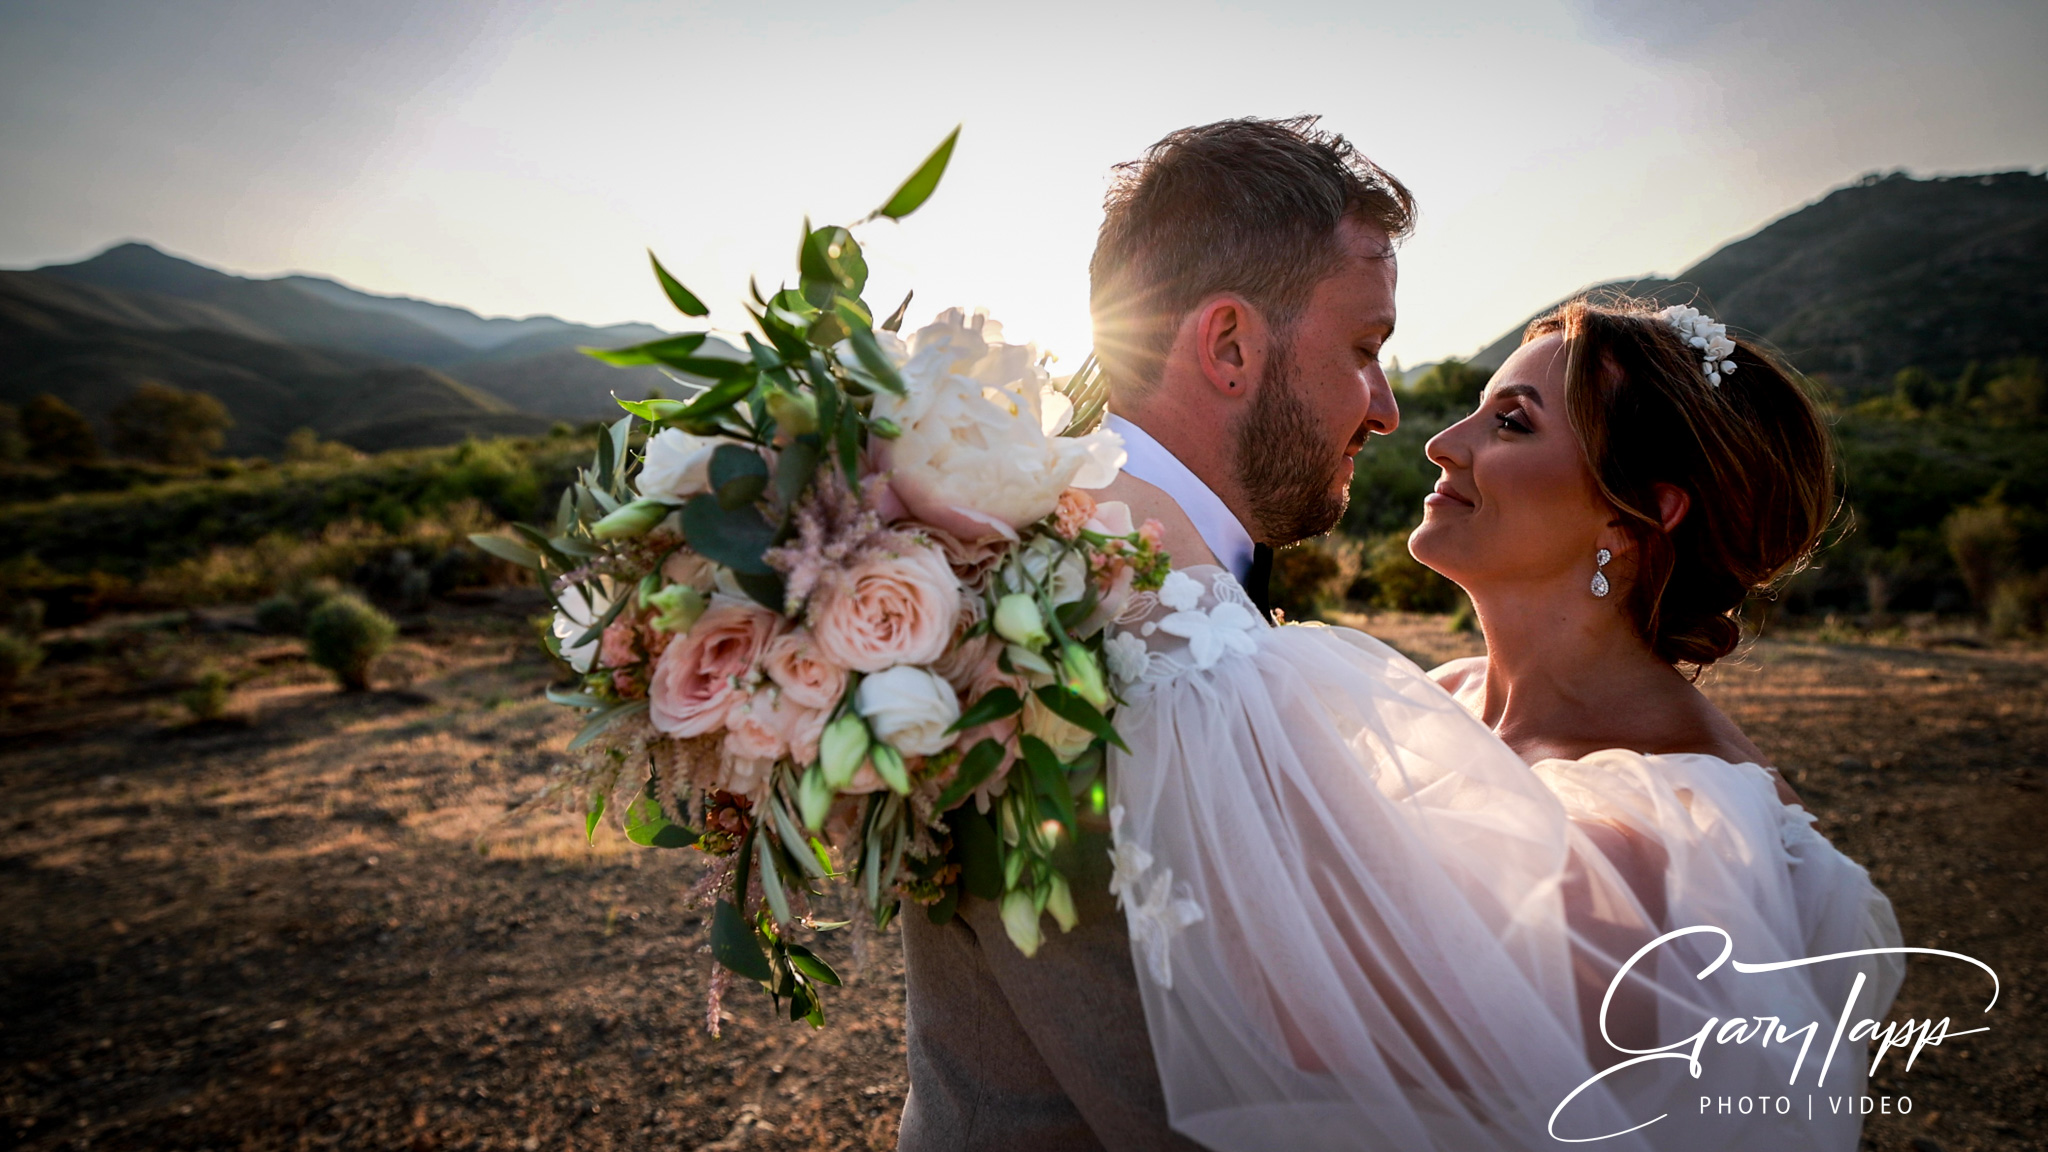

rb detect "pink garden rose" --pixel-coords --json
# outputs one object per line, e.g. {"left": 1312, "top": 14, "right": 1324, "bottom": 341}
{"left": 649, "top": 596, "right": 783, "bottom": 736}
{"left": 762, "top": 628, "right": 848, "bottom": 712}
{"left": 809, "top": 545, "right": 961, "bottom": 673}
{"left": 723, "top": 691, "right": 789, "bottom": 762}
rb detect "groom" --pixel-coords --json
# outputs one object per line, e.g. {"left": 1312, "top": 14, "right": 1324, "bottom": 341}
{"left": 897, "top": 116, "right": 1412, "bottom": 1151}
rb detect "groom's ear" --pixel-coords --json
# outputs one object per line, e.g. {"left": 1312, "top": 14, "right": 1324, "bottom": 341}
{"left": 1194, "top": 295, "right": 1270, "bottom": 400}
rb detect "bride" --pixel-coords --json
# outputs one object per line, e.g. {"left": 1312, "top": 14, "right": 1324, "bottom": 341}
{"left": 1105, "top": 297, "right": 1903, "bottom": 1151}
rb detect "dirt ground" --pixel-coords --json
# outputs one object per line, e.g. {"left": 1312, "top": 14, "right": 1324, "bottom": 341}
{"left": 2, "top": 598, "right": 2043, "bottom": 1152}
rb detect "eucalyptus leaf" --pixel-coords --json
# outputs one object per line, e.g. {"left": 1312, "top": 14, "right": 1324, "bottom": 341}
{"left": 544, "top": 686, "right": 607, "bottom": 709}
{"left": 648, "top": 250, "right": 710, "bottom": 317}
{"left": 624, "top": 791, "right": 698, "bottom": 849}
{"left": 567, "top": 699, "right": 647, "bottom": 752}
{"left": 712, "top": 900, "right": 772, "bottom": 982}
{"left": 773, "top": 436, "right": 820, "bottom": 507}
{"left": 757, "top": 833, "right": 793, "bottom": 926}
{"left": 467, "top": 532, "right": 542, "bottom": 569}
{"left": 875, "top": 126, "right": 960, "bottom": 220}
{"left": 582, "top": 333, "right": 709, "bottom": 366}
{"left": 585, "top": 791, "right": 606, "bottom": 845}
{"left": 732, "top": 569, "right": 787, "bottom": 612}
{"left": 1019, "top": 736, "right": 1077, "bottom": 832}
{"left": 709, "top": 444, "right": 770, "bottom": 510}
{"left": 681, "top": 495, "right": 777, "bottom": 574}
{"left": 769, "top": 792, "right": 828, "bottom": 879}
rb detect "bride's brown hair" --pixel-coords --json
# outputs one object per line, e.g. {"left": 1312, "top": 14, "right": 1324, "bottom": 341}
{"left": 1524, "top": 297, "right": 1837, "bottom": 671}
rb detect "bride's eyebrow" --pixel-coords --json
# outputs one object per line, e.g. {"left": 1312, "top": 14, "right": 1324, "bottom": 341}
{"left": 1486, "top": 382, "right": 1545, "bottom": 408}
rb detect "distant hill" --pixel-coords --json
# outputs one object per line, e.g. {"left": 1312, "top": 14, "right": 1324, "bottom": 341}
{"left": 1466, "top": 171, "right": 2048, "bottom": 395}
{"left": 4, "top": 243, "right": 705, "bottom": 453}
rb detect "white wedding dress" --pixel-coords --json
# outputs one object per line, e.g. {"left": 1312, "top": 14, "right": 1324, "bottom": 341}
{"left": 1104, "top": 567, "right": 1904, "bottom": 1152}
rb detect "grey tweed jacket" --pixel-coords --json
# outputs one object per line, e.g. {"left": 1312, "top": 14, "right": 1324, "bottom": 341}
{"left": 895, "top": 818, "right": 1206, "bottom": 1152}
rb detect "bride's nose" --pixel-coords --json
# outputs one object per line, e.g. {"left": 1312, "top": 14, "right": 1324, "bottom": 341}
{"left": 1424, "top": 421, "right": 1466, "bottom": 471}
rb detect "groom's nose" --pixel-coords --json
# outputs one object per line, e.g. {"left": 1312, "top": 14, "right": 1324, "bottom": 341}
{"left": 1363, "top": 365, "right": 1399, "bottom": 436}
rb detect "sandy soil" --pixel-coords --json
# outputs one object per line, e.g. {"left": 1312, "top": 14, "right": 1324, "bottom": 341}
{"left": 1, "top": 600, "right": 2042, "bottom": 1151}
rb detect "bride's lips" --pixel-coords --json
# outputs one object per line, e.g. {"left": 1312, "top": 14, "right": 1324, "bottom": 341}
{"left": 1424, "top": 479, "right": 1474, "bottom": 509}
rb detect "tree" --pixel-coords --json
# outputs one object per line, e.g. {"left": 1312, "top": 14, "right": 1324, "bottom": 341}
{"left": 0, "top": 402, "right": 25, "bottom": 463}
{"left": 111, "top": 381, "right": 232, "bottom": 466}
{"left": 21, "top": 394, "right": 98, "bottom": 464}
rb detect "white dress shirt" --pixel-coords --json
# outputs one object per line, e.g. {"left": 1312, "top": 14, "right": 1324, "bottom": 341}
{"left": 1104, "top": 413, "right": 1256, "bottom": 583}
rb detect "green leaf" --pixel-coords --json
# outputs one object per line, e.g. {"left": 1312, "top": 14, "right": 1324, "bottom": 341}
{"left": 880, "top": 290, "right": 913, "bottom": 333}
{"left": 876, "top": 127, "right": 960, "bottom": 221}
{"left": 712, "top": 900, "right": 772, "bottom": 982}
{"left": 467, "top": 532, "right": 542, "bottom": 569}
{"left": 624, "top": 790, "right": 698, "bottom": 849}
{"left": 946, "top": 688, "right": 1023, "bottom": 735}
{"left": 952, "top": 803, "right": 1003, "bottom": 901}
{"left": 768, "top": 793, "right": 828, "bottom": 879}
{"left": 773, "top": 436, "right": 820, "bottom": 507}
{"left": 615, "top": 395, "right": 688, "bottom": 422}
{"left": 681, "top": 494, "right": 776, "bottom": 574}
{"left": 585, "top": 791, "right": 606, "bottom": 844}
{"left": 1032, "top": 684, "right": 1128, "bottom": 752}
{"left": 666, "top": 374, "right": 756, "bottom": 430}
{"left": 709, "top": 443, "right": 770, "bottom": 510}
{"left": 800, "top": 226, "right": 865, "bottom": 294}
{"left": 544, "top": 686, "right": 607, "bottom": 709}
{"left": 757, "top": 833, "right": 793, "bottom": 926}
{"left": 649, "top": 250, "right": 710, "bottom": 317}
{"left": 582, "top": 333, "right": 709, "bottom": 366}
{"left": 845, "top": 324, "right": 906, "bottom": 396}
{"left": 835, "top": 400, "right": 862, "bottom": 489}
{"left": 934, "top": 737, "right": 1008, "bottom": 813}
{"left": 1018, "top": 735, "right": 1077, "bottom": 833}
{"left": 732, "top": 569, "right": 787, "bottom": 611}
{"left": 567, "top": 699, "right": 647, "bottom": 752}
{"left": 786, "top": 942, "right": 842, "bottom": 986}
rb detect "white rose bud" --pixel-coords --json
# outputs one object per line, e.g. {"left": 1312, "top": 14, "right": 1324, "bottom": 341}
{"left": 1000, "top": 888, "right": 1044, "bottom": 957}
{"left": 854, "top": 665, "right": 961, "bottom": 758}
{"left": 646, "top": 584, "right": 706, "bottom": 634}
{"left": 591, "top": 497, "right": 670, "bottom": 540}
{"left": 797, "top": 763, "right": 835, "bottom": 830}
{"left": 1059, "top": 641, "right": 1110, "bottom": 710}
{"left": 1044, "top": 873, "right": 1078, "bottom": 933}
{"left": 819, "top": 712, "right": 870, "bottom": 789}
{"left": 993, "top": 593, "right": 1049, "bottom": 649}
{"left": 869, "top": 742, "right": 911, "bottom": 794}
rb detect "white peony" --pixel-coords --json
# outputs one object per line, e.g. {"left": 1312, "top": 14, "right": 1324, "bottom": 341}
{"left": 551, "top": 581, "right": 614, "bottom": 673}
{"left": 854, "top": 664, "right": 962, "bottom": 757}
{"left": 637, "top": 429, "right": 750, "bottom": 504}
{"left": 874, "top": 308, "right": 1126, "bottom": 540}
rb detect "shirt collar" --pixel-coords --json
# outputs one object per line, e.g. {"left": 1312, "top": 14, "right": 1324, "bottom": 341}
{"left": 1104, "top": 413, "right": 1256, "bottom": 583}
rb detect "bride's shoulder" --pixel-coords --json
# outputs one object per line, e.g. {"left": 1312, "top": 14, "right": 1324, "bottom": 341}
{"left": 1425, "top": 656, "right": 1487, "bottom": 716}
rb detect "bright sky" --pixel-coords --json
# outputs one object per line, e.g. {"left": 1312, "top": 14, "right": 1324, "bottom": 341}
{"left": 2, "top": 0, "right": 2043, "bottom": 367}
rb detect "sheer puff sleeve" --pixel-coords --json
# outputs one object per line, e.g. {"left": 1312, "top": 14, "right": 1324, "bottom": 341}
{"left": 1106, "top": 569, "right": 1901, "bottom": 1152}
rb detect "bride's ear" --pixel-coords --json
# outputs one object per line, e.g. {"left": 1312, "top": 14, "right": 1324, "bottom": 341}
{"left": 1652, "top": 483, "right": 1691, "bottom": 534}
{"left": 1195, "top": 296, "right": 1268, "bottom": 399}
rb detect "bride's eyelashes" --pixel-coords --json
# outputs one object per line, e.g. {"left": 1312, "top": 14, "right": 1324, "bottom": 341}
{"left": 1493, "top": 409, "right": 1533, "bottom": 435}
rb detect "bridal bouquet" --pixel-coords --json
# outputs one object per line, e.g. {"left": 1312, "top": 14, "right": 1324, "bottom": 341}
{"left": 472, "top": 132, "right": 1170, "bottom": 1029}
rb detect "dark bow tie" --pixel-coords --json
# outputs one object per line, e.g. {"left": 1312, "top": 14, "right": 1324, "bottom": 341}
{"left": 1243, "top": 543, "right": 1275, "bottom": 619}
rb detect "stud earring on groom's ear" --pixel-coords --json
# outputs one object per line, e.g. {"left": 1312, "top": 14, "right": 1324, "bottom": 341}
{"left": 1590, "top": 549, "right": 1612, "bottom": 598}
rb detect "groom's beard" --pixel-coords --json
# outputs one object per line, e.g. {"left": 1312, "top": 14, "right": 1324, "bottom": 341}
{"left": 1234, "top": 342, "right": 1351, "bottom": 545}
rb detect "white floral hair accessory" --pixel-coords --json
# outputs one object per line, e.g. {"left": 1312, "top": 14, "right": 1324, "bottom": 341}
{"left": 1655, "top": 304, "right": 1738, "bottom": 386}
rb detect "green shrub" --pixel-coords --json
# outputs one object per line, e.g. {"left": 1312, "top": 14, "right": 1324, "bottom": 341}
{"left": 1988, "top": 575, "right": 2048, "bottom": 638}
{"left": 1366, "top": 532, "right": 1461, "bottom": 613}
{"left": 1269, "top": 536, "right": 1363, "bottom": 621}
{"left": 254, "top": 594, "right": 303, "bottom": 635}
{"left": 0, "top": 631, "right": 44, "bottom": 692}
{"left": 179, "top": 667, "right": 233, "bottom": 720}
{"left": 305, "top": 594, "right": 396, "bottom": 692}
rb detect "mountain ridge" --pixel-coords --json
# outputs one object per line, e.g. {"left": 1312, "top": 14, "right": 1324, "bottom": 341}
{"left": 1465, "top": 170, "right": 2048, "bottom": 393}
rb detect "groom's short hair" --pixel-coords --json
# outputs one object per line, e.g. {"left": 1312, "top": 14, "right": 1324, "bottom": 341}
{"left": 1089, "top": 116, "right": 1414, "bottom": 398}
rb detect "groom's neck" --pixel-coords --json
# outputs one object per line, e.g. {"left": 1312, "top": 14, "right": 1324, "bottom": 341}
{"left": 1112, "top": 390, "right": 1254, "bottom": 538}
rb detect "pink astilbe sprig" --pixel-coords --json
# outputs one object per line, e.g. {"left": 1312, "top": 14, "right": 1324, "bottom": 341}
{"left": 764, "top": 466, "right": 919, "bottom": 615}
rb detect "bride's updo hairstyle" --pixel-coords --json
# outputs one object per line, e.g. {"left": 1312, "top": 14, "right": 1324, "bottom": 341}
{"left": 1525, "top": 297, "right": 1836, "bottom": 670}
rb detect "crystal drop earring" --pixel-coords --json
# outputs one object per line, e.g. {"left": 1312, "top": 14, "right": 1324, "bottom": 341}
{"left": 1590, "top": 548, "right": 1612, "bottom": 598}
